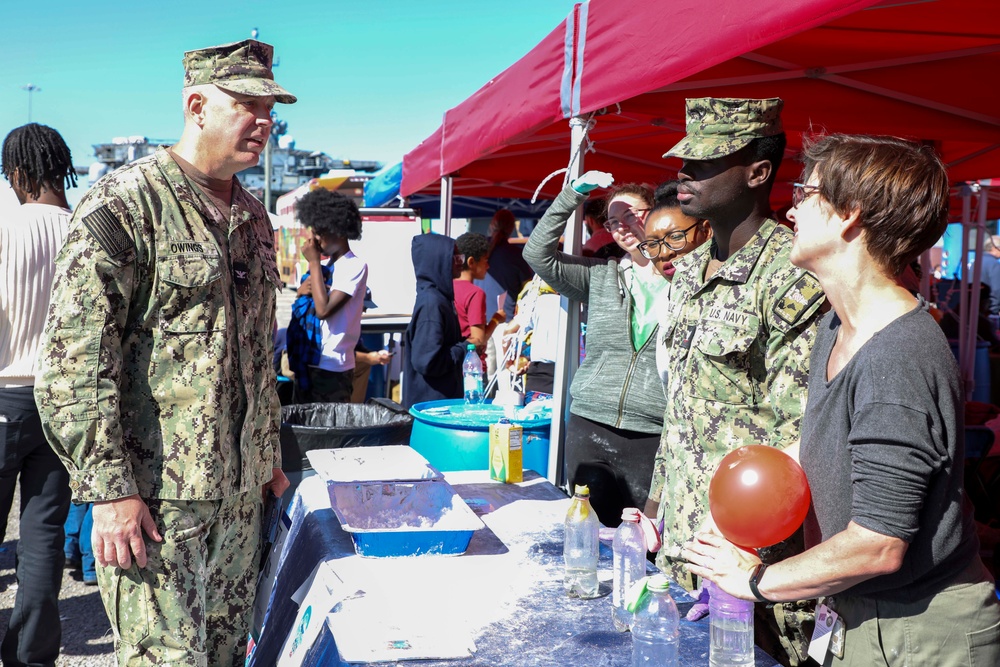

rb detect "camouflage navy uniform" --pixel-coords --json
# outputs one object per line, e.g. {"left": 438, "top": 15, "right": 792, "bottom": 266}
{"left": 650, "top": 219, "right": 824, "bottom": 577}
{"left": 651, "top": 98, "right": 826, "bottom": 665}
{"left": 35, "top": 40, "right": 291, "bottom": 667}
{"left": 651, "top": 221, "right": 824, "bottom": 665}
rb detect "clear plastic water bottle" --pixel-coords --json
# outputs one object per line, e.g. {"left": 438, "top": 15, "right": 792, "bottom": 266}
{"left": 631, "top": 575, "right": 679, "bottom": 666}
{"left": 563, "top": 484, "right": 599, "bottom": 599}
{"left": 708, "top": 581, "right": 755, "bottom": 667}
{"left": 612, "top": 508, "right": 646, "bottom": 632}
{"left": 462, "top": 343, "right": 484, "bottom": 404}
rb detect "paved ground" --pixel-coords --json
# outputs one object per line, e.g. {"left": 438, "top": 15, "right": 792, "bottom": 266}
{"left": 0, "top": 487, "right": 115, "bottom": 666}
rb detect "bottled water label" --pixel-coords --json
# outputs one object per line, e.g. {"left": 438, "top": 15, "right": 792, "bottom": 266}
{"left": 464, "top": 375, "right": 482, "bottom": 393}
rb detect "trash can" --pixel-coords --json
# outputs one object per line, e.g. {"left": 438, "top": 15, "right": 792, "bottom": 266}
{"left": 279, "top": 398, "right": 414, "bottom": 471}
{"left": 278, "top": 398, "right": 414, "bottom": 500}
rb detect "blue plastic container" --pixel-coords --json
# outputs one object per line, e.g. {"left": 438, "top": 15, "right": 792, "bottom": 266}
{"left": 328, "top": 480, "right": 484, "bottom": 558}
{"left": 408, "top": 400, "right": 551, "bottom": 476}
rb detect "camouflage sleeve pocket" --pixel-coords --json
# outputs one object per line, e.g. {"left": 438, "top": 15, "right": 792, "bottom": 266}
{"left": 772, "top": 272, "right": 825, "bottom": 333}
{"left": 38, "top": 328, "right": 100, "bottom": 420}
{"left": 81, "top": 205, "right": 136, "bottom": 267}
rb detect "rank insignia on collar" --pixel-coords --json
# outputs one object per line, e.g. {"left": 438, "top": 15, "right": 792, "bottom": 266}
{"left": 233, "top": 261, "right": 250, "bottom": 285}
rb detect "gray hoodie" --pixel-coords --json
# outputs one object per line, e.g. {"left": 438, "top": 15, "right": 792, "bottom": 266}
{"left": 523, "top": 186, "right": 666, "bottom": 434}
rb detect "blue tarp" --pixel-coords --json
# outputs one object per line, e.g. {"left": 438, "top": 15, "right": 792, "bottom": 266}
{"left": 366, "top": 161, "right": 553, "bottom": 219}
{"left": 363, "top": 162, "right": 403, "bottom": 207}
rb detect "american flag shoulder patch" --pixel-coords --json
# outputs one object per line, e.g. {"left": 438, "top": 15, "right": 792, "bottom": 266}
{"left": 82, "top": 205, "right": 135, "bottom": 264}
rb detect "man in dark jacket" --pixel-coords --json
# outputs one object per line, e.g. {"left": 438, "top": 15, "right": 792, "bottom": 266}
{"left": 403, "top": 234, "right": 467, "bottom": 408}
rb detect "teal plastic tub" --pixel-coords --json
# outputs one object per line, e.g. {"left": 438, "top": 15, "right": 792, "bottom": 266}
{"left": 408, "top": 400, "right": 551, "bottom": 477}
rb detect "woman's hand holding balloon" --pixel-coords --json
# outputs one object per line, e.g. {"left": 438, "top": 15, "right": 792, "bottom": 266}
{"left": 682, "top": 444, "right": 812, "bottom": 600}
{"left": 682, "top": 531, "right": 761, "bottom": 601}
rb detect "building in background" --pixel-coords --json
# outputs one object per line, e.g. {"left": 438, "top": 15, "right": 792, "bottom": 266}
{"left": 88, "top": 135, "right": 380, "bottom": 209}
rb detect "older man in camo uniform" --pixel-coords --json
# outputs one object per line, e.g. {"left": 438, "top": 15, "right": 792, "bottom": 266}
{"left": 646, "top": 98, "right": 825, "bottom": 666}
{"left": 35, "top": 39, "right": 292, "bottom": 666}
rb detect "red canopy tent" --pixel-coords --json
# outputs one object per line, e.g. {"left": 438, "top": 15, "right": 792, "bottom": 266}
{"left": 404, "top": 0, "right": 1000, "bottom": 208}
{"left": 401, "top": 0, "right": 1000, "bottom": 480}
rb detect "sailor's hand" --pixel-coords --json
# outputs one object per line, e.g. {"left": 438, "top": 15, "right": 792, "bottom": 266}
{"left": 92, "top": 495, "right": 163, "bottom": 569}
{"left": 263, "top": 467, "right": 290, "bottom": 500}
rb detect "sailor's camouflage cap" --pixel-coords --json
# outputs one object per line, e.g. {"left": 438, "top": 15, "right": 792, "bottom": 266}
{"left": 664, "top": 97, "right": 783, "bottom": 160}
{"left": 183, "top": 39, "right": 296, "bottom": 104}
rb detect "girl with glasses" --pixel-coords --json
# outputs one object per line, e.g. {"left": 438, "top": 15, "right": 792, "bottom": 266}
{"left": 639, "top": 181, "right": 713, "bottom": 281}
{"left": 523, "top": 171, "right": 667, "bottom": 527}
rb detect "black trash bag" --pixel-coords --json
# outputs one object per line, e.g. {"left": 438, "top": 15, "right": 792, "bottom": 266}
{"left": 279, "top": 398, "right": 414, "bottom": 472}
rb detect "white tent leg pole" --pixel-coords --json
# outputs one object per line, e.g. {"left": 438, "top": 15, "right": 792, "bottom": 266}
{"left": 441, "top": 175, "right": 454, "bottom": 237}
{"left": 959, "top": 187, "right": 973, "bottom": 399}
{"left": 966, "top": 184, "right": 990, "bottom": 400}
{"left": 547, "top": 116, "right": 588, "bottom": 487}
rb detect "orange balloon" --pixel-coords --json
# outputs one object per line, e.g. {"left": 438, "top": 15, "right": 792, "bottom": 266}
{"left": 708, "top": 445, "right": 811, "bottom": 549}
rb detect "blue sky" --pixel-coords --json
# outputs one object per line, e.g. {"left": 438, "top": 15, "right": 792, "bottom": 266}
{"left": 1, "top": 0, "right": 578, "bottom": 177}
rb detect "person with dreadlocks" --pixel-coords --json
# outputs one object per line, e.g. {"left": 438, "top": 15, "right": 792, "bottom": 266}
{"left": 0, "top": 122, "right": 75, "bottom": 667}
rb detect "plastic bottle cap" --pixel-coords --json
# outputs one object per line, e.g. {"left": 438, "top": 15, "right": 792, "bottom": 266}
{"left": 466, "top": 343, "right": 476, "bottom": 350}
{"left": 624, "top": 575, "right": 671, "bottom": 613}
{"left": 573, "top": 484, "right": 590, "bottom": 497}
{"left": 621, "top": 507, "right": 641, "bottom": 522}
{"left": 647, "top": 574, "right": 670, "bottom": 592}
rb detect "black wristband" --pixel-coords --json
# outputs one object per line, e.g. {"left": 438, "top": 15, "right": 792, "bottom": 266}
{"left": 749, "top": 563, "right": 773, "bottom": 604}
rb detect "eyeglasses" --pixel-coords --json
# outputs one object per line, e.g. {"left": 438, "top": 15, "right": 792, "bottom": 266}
{"left": 792, "top": 183, "right": 822, "bottom": 208}
{"left": 603, "top": 208, "right": 650, "bottom": 233}
{"left": 453, "top": 252, "right": 466, "bottom": 265}
{"left": 638, "top": 221, "right": 704, "bottom": 259}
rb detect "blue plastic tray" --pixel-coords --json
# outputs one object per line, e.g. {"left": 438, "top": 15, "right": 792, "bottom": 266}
{"left": 328, "top": 480, "right": 484, "bottom": 558}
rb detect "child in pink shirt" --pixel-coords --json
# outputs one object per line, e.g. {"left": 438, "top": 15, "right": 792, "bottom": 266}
{"left": 453, "top": 232, "right": 505, "bottom": 366}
